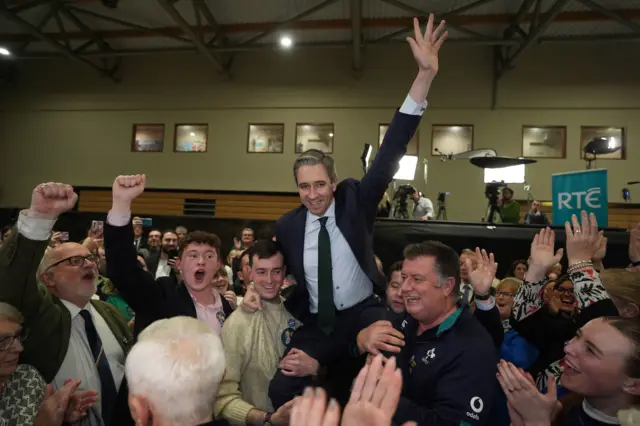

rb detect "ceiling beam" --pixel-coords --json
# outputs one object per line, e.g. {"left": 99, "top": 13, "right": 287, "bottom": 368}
{"left": 156, "top": 0, "right": 230, "bottom": 77}
{"left": 377, "top": 0, "right": 499, "bottom": 41}
{"left": 240, "top": 0, "right": 341, "bottom": 46}
{"left": 500, "top": 0, "right": 573, "bottom": 77}
{"left": 3, "top": 7, "right": 640, "bottom": 43}
{"left": 68, "top": 6, "right": 193, "bottom": 44}
{"left": 0, "top": 2, "right": 119, "bottom": 82}
{"left": 8, "top": 0, "right": 52, "bottom": 14}
{"left": 17, "top": 3, "right": 56, "bottom": 53}
{"left": 351, "top": 0, "right": 363, "bottom": 74}
{"left": 577, "top": 0, "right": 640, "bottom": 35}
{"left": 194, "top": 0, "right": 226, "bottom": 45}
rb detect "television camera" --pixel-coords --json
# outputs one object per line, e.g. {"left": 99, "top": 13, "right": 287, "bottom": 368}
{"left": 391, "top": 184, "right": 415, "bottom": 219}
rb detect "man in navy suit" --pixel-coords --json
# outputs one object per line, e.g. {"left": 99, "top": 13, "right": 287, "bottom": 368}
{"left": 242, "top": 14, "right": 448, "bottom": 412}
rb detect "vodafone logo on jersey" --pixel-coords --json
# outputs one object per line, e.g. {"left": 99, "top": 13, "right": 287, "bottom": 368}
{"left": 466, "top": 396, "right": 484, "bottom": 421}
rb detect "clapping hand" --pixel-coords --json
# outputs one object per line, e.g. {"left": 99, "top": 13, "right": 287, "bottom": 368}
{"left": 29, "top": 183, "right": 78, "bottom": 221}
{"left": 342, "top": 355, "right": 410, "bottom": 426}
{"left": 497, "top": 361, "right": 562, "bottom": 425}
{"left": 565, "top": 211, "right": 603, "bottom": 266}
{"left": 112, "top": 174, "right": 146, "bottom": 212}
{"left": 466, "top": 247, "right": 497, "bottom": 296}
{"left": 406, "top": 14, "right": 447, "bottom": 75}
{"left": 527, "top": 227, "right": 564, "bottom": 282}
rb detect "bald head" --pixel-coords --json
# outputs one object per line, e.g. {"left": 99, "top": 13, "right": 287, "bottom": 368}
{"left": 38, "top": 242, "right": 99, "bottom": 308}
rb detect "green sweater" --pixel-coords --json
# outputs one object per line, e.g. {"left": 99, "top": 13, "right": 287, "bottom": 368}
{"left": 501, "top": 201, "right": 521, "bottom": 224}
{"left": 0, "top": 227, "right": 132, "bottom": 383}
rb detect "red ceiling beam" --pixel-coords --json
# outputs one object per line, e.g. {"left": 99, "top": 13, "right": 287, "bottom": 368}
{"left": 1, "top": 8, "right": 639, "bottom": 42}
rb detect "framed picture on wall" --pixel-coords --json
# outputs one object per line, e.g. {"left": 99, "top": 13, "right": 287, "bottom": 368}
{"left": 522, "top": 126, "right": 566, "bottom": 158}
{"left": 247, "top": 123, "right": 285, "bottom": 153}
{"left": 174, "top": 123, "right": 208, "bottom": 152}
{"left": 580, "top": 126, "right": 626, "bottom": 160}
{"left": 379, "top": 124, "right": 418, "bottom": 156}
{"left": 431, "top": 125, "right": 473, "bottom": 156}
{"left": 295, "top": 123, "right": 334, "bottom": 154}
{"left": 131, "top": 123, "right": 164, "bottom": 152}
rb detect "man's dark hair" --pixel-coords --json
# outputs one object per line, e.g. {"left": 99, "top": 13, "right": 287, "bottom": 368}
{"left": 389, "top": 260, "right": 403, "bottom": 275}
{"left": 249, "top": 240, "right": 283, "bottom": 267}
{"left": 403, "top": 240, "right": 461, "bottom": 296}
{"left": 179, "top": 231, "right": 222, "bottom": 257}
{"left": 162, "top": 230, "right": 178, "bottom": 239}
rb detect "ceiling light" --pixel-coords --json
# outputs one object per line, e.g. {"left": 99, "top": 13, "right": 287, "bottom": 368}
{"left": 279, "top": 36, "right": 293, "bottom": 48}
{"left": 190, "top": 132, "right": 195, "bottom": 137}
{"left": 328, "top": 133, "right": 334, "bottom": 137}
{"left": 0, "top": 47, "right": 11, "bottom": 56}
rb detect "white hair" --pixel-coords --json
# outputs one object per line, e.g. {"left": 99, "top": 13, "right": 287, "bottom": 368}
{"left": 125, "top": 317, "right": 226, "bottom": 425}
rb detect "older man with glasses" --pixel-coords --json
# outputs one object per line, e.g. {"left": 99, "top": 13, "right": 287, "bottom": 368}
{"left": 0, "top": 182, "right": 133, "bottom": 426}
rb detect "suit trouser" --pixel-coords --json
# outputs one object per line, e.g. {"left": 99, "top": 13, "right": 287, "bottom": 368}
{"left": 269, "top": 296, "right": 388, "bottom": 409}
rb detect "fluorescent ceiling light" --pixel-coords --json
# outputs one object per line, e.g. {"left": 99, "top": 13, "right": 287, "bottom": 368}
{"left": 0, "top": 47, "right": 11, "bottom": 56}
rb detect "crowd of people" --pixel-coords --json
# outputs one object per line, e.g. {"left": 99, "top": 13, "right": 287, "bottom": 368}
{"left": 1, "top": 14, "right": 639, "bottom": 426}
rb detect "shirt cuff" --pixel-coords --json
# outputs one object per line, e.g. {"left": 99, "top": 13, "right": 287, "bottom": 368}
{"left": 475, "top": 296, "right": 496, "bottom": 311}
{"left": 17, "top": 210, "right": 56, "bottom": 241}
{"left": 107, "top": 211, "right": 131, "bottom": 227}
{"left": 399, "top": 94, "right": 428, "bottom": 116}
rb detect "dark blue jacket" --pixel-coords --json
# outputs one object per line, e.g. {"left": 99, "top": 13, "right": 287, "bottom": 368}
{"left": 393, "top": 305, "right": 498, "bottom": 426}
{"left": 277, "top": 111, "right": 422, "bottom": 326}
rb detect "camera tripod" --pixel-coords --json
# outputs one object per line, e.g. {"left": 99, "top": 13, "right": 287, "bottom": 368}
{"left": 483, "top": 197, "right": 503, "bottom": 224}
{"left": 436, "top": 199, "right": 447, "bottom": 220}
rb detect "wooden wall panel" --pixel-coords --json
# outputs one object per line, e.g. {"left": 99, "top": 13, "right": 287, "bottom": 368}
{"left": 76, "top": 188, "right": 300, "bottom": 221}
{"left": 518, "top": 201, "right": 640, "bottom": 230}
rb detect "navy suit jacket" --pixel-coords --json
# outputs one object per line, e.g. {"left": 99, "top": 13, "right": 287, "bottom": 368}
{"left": 277, "top": 110, "right": 422, "bottom": 324}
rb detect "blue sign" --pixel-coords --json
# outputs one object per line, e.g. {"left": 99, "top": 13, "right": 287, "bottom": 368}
{"left": 551, "top": 169, "right": 608, "bottom": 227}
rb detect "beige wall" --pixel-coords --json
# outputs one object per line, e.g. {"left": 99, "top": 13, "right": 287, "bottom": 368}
{"left": 1, "top": 43, "right": 639, "bottom": 221}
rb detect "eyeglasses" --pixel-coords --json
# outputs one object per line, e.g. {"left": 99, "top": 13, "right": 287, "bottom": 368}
{"left": 496, "top": 291, "right": 514, "bottom": 298}
{"left": 0, "top": 329, "right": 28, "bottom": 351}
{"left": 555, "top": 286, "right": 575, "bottom": 295}
{"left": 46, "top": 255, "right": 98, "bottom": 271}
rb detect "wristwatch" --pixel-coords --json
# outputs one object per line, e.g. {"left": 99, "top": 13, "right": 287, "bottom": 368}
{"left": 264, "top": 412, "right": 273, "bottom": 426}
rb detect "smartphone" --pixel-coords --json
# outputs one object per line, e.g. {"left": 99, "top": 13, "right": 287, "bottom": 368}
{"left": 141, "top": 217, "right": 153, "bottom": 227}
{"left": 91, "top": 220, "right": 104, "bottom": 232}
{"left": 168, "top": 249, "right": 179, "bottom": 259}
{"left": 59, "top": 232, "right": 69, "bottom": 241}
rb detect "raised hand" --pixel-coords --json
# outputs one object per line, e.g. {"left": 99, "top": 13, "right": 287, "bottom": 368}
{"left": 497, "top": 361, "right": 562, "bottom": 425}
{"left": 565, "top": 211, "right": 602, "bottom": 266}
{"left": 290, "top": 388, "right": 340, "bottom": 426}
{"left": 34, "top": 380, "right": 81, "bottom": 426}
{"left": 406, "top": 14, "right": 448, "bottom": 75}
{"left": 29, "top": 183, "right": 78, "bottom": 220}
{"left": 112, "top": 174, "right": 146, "bottom": 212}
{"left": 466, "top": 247, "right": 497, "bottom": 296}
{"left": 342, "top": 355, "right": 403, "bottom": 426}
{"left": 527, "top": 227, "right": 564, "bottom": 282}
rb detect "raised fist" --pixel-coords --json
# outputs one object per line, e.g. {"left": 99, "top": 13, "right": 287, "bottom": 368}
{"left": 112, "top": 174, "right": 146, "bottom": 210}
{"left": 29, "top": 183, "right": 78, "bottom": 220}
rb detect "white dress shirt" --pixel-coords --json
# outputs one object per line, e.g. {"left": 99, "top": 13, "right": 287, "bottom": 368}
{"left": 155, "top": 257, "right": 171, "bottom": 279}
{"left": 303, "top": 201, "right": 372, "bottom": 313}
{"left": 17, "top": 211, "right": 125, "bottom": 426}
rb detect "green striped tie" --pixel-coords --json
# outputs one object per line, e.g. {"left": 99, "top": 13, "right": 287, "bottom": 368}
{"left": 317, "top": 217, "right": 336, "bottom": 334}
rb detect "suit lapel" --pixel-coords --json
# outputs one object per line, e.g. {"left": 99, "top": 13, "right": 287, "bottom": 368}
{"left": 291, "top": 209, "right": 307, "bottom": 282}
{"left": 176, "top": 284, "right": 198, "bottom": 318}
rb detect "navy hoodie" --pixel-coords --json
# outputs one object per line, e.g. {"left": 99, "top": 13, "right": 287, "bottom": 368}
{"left": 392, "top": 305, "right": 498, "bottom": 426}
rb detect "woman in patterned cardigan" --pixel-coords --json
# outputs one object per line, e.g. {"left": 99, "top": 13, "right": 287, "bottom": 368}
{"left": 510, "top": 212, "right": 618, "bottom": 393}
{"left": 0, "top": 304, "right": 91, "bottom": 426}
